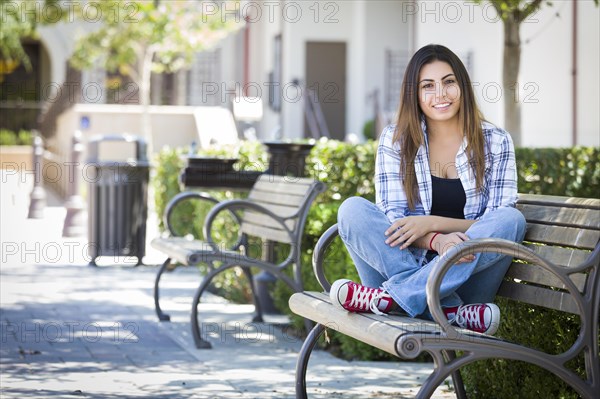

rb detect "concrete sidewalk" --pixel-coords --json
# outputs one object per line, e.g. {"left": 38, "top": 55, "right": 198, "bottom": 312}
{"left": 0, "top": 172, "right": 455, "bottom": 398}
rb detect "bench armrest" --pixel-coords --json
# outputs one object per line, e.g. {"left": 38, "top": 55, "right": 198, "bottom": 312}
{"left": 163, "top": 191, "right": 220, "bottom": 237}
{"left": 425, "top": 237, "right": 589, "bottom": 337}
{"left": 311, "top": 223, "right": 340, "bottom": 292}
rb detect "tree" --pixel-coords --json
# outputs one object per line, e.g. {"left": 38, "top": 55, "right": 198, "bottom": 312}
{"left": 0, "top": 0, "right": 62, "bottom": 74}
{"left": 477, "top": 0, "right": 598, "bottom": 146}
{"left": 69, "top": 0, "right": 242, "bottom": 153}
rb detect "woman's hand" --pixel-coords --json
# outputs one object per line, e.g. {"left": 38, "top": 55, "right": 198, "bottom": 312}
{"left": 385, "top": 216, "right": 435, "bottom": 250}
{"left": 432, "top": 232, "right": 476, "bottom": 264}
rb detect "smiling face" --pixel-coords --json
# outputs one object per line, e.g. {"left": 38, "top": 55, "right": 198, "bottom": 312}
{"left": 418, "top": 60, "right": 461, "bottom": 126}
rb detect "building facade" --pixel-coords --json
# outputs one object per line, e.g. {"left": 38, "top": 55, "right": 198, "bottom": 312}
{"left": 2, "top": 0, "right": 598, "bottom": 148}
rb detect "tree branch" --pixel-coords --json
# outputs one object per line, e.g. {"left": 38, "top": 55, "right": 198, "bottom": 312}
{"left": 127, "top": 65, "right": 140, "bottom": 84}
{"left": 490, "top": 0, "right": 504, "bottom": 17}
{"left": 519, "top": 0, "right": 544, "bottom": 23}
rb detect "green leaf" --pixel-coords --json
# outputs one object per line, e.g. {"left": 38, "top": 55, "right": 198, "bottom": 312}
{"left": 69, "top": 1, "right": 243, "bottom": 80}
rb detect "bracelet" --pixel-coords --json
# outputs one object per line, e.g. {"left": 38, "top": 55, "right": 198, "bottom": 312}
{"left": 429, "top": 232, "right": 441, "bottom": 251}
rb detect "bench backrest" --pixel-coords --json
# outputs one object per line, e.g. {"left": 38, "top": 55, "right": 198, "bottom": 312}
{"left": 497, "top": 194, "right": 600, "bottom": 314}
{"left": 240, "top": 174, "right": 326, "bottom": 244}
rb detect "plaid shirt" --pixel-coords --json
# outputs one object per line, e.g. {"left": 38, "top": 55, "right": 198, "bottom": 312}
{"left": 375, "top": 121, "right": 518, "bottom": 223}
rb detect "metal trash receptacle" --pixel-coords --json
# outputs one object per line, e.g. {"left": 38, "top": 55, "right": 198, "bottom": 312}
{"left": 87, "top": 134, "right": 149, "bottom": 266}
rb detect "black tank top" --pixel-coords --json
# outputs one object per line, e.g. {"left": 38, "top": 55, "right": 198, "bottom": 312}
{"left": 430, "top": 175, "right": 466, "bottom": 219}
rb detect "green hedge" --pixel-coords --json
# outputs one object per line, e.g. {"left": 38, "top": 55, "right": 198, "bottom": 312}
{"left": 152, "top": 142, "right": 600, "bottom": 396}
{"left": 0, "top": 129, "right": 33, "bottom": 146}
{"left": 517, "top": 146, "right": 599, "bottom": 198}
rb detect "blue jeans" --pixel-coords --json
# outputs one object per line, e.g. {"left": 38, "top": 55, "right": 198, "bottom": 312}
{"left": 337, "top": 197, "right": 527, "bottom": 318}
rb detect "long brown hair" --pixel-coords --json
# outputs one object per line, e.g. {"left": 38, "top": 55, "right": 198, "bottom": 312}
{"left": 393, "top": 44, "right": 485, "bottom": 210}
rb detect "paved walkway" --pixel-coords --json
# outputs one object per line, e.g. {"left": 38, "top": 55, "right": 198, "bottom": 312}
{"left": 0, "top": 171, "right": 455, "bottom": 398}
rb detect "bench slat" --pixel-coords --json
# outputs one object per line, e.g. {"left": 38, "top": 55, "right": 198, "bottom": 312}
{"left": 245, "top": 201, "right": 301, "bottom": 218}
{"left": 497, "top": 280, "right": 579, "bottom": 314}
{"left": 250, "top": 176, "right": 315, "bottom": 196}
{"left": 240, "top": 222, "right": 293, "bottom": 243}
{"left": 517, "top": 204, "right": 600, "bottom": 229}
{"left": 247, "top": 190, "right": 308, "bottom": 207}
{"left": 505, "top": 262, "right": 587, "bottom": 292}
{"left": 151, "top": 237, "right": 214, "bottom": 265}
{"left": 523, "top": 243, "right": 592, "bottom": 268}
{"left": 289, "top": 292, "right": 445, "bottom": 358}
{"left": 517, "top": 194, "right": 600, "bottom": 209}
{"left": 524, "top": 223, "right": 599, "bottom": 250}
{"left": 242, "top": 211, "right": 296, "bottom": 231}
{"left": 240, "top": 197, "right": 303, "bottom": 242}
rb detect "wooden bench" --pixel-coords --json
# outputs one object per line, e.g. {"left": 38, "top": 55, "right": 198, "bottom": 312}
{"left": 152, "top": 174, "right": 326, "bottom": 348}
{"left": 290, "top": 194, "right": 600, "bottom": 398}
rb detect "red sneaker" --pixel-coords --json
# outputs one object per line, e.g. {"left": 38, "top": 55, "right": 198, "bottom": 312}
{"left": 330, "top": 279, "right": 394, "bottom": 315}
{"left": 443, "top": 303, "right": 500, "bottom": 335}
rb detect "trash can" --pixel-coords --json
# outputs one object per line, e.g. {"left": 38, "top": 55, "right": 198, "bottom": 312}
{"left": 86, "top": 134, "right": 149, "bottom": 266}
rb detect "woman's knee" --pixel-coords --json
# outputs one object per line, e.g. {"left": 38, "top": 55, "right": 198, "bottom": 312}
{"left": 338, "top": 197, "right": 371, "bottom": 221}
{"left": 494, "top": 207, "right": 527, "bottom": 241}
{"left": 473, "top": 206, "right": 526, "bottom": 242}
{"left": 337, "top": 197, "right": 376, "bottom": 232}
{"left": 506, "top": 207, "right": 526, "bottom": 237}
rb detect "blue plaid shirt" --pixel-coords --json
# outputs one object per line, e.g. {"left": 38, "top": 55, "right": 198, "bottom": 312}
{"left": 375, "top": 121, "right": 518, "bottom": 223}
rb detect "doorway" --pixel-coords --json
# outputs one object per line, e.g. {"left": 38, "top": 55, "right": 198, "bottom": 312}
{"left": 0, "top": 42, "right": 43, "bottom": 131}
{"left": 305, "top": 42, "right": 346, "bottom": 140}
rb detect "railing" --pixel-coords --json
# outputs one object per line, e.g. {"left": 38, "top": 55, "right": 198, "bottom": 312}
{"left": 304, "top": 87, "right": 330, "bottom": 139}
{"left": 42, "top": 138, "right": 69, "bottom": 200}
{"left": 38, "top": 65, "right": 82, "bottom": 140}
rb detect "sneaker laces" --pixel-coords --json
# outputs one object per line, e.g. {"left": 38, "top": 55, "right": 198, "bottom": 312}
{"left": 370, "top": 291, "right": 388, "bottom": 316}
{"left": 454, "top": 304, "right": 484, "bottom": 330}
{"left": 348, "top": 285, "right": 387, "bottom": 316}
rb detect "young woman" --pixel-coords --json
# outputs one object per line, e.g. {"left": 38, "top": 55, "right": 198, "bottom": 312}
{"left": 330, "top": 44, "right": 526, "bottom": 335}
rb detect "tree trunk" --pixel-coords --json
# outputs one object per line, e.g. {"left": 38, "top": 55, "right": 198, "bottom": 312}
{"left": 140, "top": 47, "right": 155, "bottom": 155}
{"left": 503, "top": 16, "right": 522, "bottom": 146}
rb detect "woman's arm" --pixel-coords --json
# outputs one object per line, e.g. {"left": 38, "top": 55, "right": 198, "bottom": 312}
{"left": 384, "top": 216, "right": 477, "bottom": 263}
{"left": 375, "top": 126, "right": 410, "bottom": 222}
{"left": 482, "top": 129, "right": 519, "bottom": 214}
{"left": 384, "top": 215, "right": 476, "bottom": 250}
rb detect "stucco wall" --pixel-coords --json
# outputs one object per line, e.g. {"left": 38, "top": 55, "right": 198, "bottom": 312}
{"left": 53, "top": 104, "right": 238, "bottom": 156}
{"left": 275, "top": 0, "right": 409, "bottom": 140}
{"left": 33, "top": 1, "right": 598, "bottom": 147}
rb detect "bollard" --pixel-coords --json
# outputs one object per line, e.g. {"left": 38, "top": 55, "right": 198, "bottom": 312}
{"left": 27, "top": 132, "right": 46, "bottom": 219}
{"left": 63, "top": 130, "right": 86, "bottom": 237}
{"left": 253, "top": 270, "right": 279, "bottom": 315}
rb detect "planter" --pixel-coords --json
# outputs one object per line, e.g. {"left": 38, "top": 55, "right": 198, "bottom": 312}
{"left": 262, "top": 141, "right": 315, "bottom": 177}
{"left": 186, "top": 156, "right": 238, "bottom": 173}
{"left": 0, "top": 145, "right": 33, "bottom": 170}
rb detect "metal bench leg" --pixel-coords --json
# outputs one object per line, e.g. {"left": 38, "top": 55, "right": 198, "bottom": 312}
{"left": 445, "top": 350, "right": 467, "bottom": 399}
{"left": 295, "top": 323, "right": 325, "bottom": 399}
{"left": 243, "top": 266, "right": 264, "bottom": 323}
{"left": 154, "top": 258, "right": 173, "bottom": 322}
{"left": 302, "top": 317, "right": 314, "bottom": 336}
{"left": 417, "top": 350, "right": 468, "bottom": 399}
{"left": 191, "top": 270, "right": 219, "bottom": 349}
